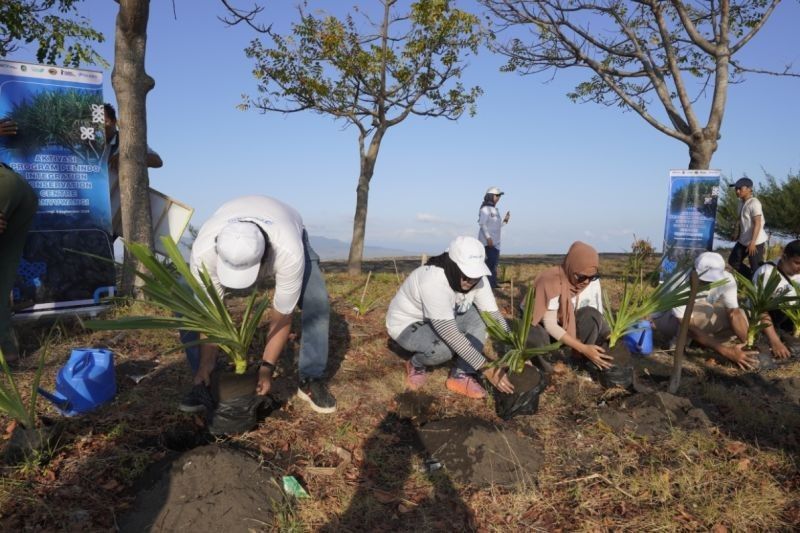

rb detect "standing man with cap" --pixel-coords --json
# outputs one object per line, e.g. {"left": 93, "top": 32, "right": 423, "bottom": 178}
{"left": 386, "top": 236, "right": 514, "bottom": 399}
{"left": 180, "top": 195, "right": 336, "bottom": 414}
{"left": 477, "top": 186, "right": 510, "bottom": 289}
{"left": 728, "top": 177, "right": 768, "bottom": 278}
{"left": 652, "top": 251, "right": 757, "bottom": 369}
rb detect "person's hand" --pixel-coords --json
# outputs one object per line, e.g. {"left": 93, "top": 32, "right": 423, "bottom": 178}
{"left": 482, "top": 366, "right": 514, "bottom": 394}
{"left": 721, "top": 343, "right": 759, "bottom": 370}
{"left": 769, "top": 338, "right": 791, "bottom": 360}
{"left": 503, "top": 211, "right": 510, "bottom": 224}
{"left": 0, "top": 213, "right": 6, "bottom": 235}
{"left": 747, "top": 241, "right": 757, "bottom": 256}
{"left": 581, "top": 344, "right": 614, "bottom": 370}
{"left": 486, "top": 237, "right": 494, "bottom": 248}
{"left": 0, "top": 119, "right": 18, "bottom": 136}
{"left": 256, "top": 366, "right": 273, "bottom": 395}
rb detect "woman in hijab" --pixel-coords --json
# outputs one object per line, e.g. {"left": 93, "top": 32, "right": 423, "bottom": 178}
{"left": 527, "top": 241, "right": 613, "bottom": 370}
{"left": 386, "top": 236, "right": 514, "bottom": 399}
{"left": 477, "top": 187, "right": 510, "bottom": 288}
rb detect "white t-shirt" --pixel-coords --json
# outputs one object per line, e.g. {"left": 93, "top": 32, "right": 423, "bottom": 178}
{"left": 738, "top": 197, "right": 768, "bottom": 246}
{"left": 753, "top": 263, "right": 800, "bottom": 299}
{"left": 672, "top": 271, "right": 738, "bottom": 319}
{"left": 386, "top": 265, "right": 498, "bottom": 339}
{"left": 190, "top": 196, "right": 306, "bottom": 315}
{"left": 477, "top": 205, "right": 502, "bottom": 248}
{"left": 546, "top": 279, "right": 603, "bottom": 314}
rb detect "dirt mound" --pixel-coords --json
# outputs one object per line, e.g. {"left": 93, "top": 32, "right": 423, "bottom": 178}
{"left": 417, "top": 416, "right": 543, "bottom": 488}
{"left": 598, "top": 391, "right": 712, "bottom": 438}
{"left": 119, "top": 445, "right": 282, "bottom": 533}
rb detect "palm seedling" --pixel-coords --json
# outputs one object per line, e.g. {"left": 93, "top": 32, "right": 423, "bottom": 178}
{"left": 733, "top": 269, "right": 800, "bottom": 348}
{"left": 603, "top": 269, "right": 695, "bottom": 349}
{"left": 85, "top": 236, "right": 270, "bottom": 374}
{"left": 481, "top": 287, "right": 561, "bottom": 374}
{"left": 0, "top": 346, "right": 48, "bottom": 430}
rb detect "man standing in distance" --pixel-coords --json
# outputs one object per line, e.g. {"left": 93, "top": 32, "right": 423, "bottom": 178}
{"left": 727, "top": 177, "right": 768, "bottom": 278}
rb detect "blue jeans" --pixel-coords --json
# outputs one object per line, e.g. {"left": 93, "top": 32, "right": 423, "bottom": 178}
{"left": 182, "top": 230, "right": 330, "bottom": 380}
{"left": 394, "top": 305, "right": 486, "bottom": 374}
{"left": 484, "top": 245, "right": 500, "bottom": 288}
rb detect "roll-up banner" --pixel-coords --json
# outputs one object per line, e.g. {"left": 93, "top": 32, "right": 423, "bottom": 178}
{"left": 661, "top": 169, "right": 721, "bottom": 277}
{"left": 0, "top": 59, "right": 115, "bottom": 318}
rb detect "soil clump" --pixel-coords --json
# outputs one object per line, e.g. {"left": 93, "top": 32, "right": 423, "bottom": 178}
{"left": 598, "top": 391, "right": 712, "bottom": 438}
{"left": 119, "top": 445, "right": 281, "bottom": 532}
{"left": 417, "top": 416, "right": 543, "bottom": 487}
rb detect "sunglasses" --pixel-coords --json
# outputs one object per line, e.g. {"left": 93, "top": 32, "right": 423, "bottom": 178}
{"left": 461, "top": 274, "right": 481, "bottom": 285}
{"left": 575, "top": 273, "right": 601, "bottom": 283}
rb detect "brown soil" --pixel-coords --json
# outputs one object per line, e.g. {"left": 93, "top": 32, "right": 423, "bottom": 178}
{"left": 598, "top": 391, "right": 712, "bottom": 438}
{"left": 119, "top": 445, "right": 282, "bottom": 533}
{"left": 417, "top": 416, "right": 543, "bottom": 487}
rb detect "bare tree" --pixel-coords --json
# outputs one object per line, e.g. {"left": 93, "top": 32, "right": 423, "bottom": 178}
{"left": 222, "top": 0, "right": 483, "bottom": 274}
{"left": 482, "top": 0, "right": 798, "bottom": 169}
{"left": 112, "top": 0, "right": 155, "bottom": 295}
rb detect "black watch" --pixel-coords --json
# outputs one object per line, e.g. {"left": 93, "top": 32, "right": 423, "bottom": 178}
{"left": 259, "top": 360, "right": 276, "bottom": 374}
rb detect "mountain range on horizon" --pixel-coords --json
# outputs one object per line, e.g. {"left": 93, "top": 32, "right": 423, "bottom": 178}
{"left": 309, "top": 235, "right": 416, "bottom": 260}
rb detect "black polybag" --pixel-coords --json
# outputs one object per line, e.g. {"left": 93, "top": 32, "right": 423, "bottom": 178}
{"left": 492, "top": 365, "right": 549, "bottom": 420}
{"left": 206, "top": 394, "right": 269, "bottom": 435}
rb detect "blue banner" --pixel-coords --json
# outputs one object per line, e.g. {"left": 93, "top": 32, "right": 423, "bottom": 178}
{"left": 661, "top": 170, "right": 721, "bottom": 277}
{"left": 0, "top": 60, "right": 115, "bottom": 314}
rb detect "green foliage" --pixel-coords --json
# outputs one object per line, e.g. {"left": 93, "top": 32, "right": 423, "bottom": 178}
{"left": 733, "top": 268, "right": 799, "bottom": 348}
{"left": 85, "top": 237, "right": 270, "bottom": 374}
{"left": 2, "top": 89, "right": 104, "bottom": 162}
{"left": 759, "top": 171, "right": 800, "bottom": 239}
{"left": 715, "top": 177, "right": 742, "bottom": 242}
{"left": 604, "top": 270, "right": 694, "bottom": 348}
{"left": 242, "top": 0, "right": 483, "bottom": 128}
{"left": 0, "top": 1, "right": 105, "bottom": 67}
{"left": 0, "top": 344, "right": 48, "bottom": 430}
{"left": 481, "top": 286, "right": 561, "bottom": 374}
{"left": 349, "top": 271, "right": 381, "bottom": 317}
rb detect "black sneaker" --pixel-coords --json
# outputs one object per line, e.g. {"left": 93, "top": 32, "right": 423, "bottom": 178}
{"left": 297, "top": 379, "right": 336, "bottom": 414}
{"left": 178, "top": 384, "right": 215, "bottom": 413}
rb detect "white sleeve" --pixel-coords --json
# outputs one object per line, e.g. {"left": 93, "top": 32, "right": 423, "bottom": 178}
{"left": 272, "top": 252, "right": 305, "bottom": 315}
{"left": 748, "top": 198, "right": 763, "bottom": 218}
{"left": 478, "top": 207, "right": 492, "bottom": 240}
{"left": 717, "top": 276, "right": 739, "bottom": 309}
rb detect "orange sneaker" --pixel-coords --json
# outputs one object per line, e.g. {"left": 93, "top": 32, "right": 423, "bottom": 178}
{"left": 445, "top": 372, "right": 487, "bottom": 399}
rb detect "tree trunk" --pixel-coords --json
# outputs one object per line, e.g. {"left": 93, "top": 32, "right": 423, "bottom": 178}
{"left": 687, "top": 131, "right": 717, "bottom": 170}
{"left": 112, "top": 0, "right": 155, "bottom": 297}
{"left": 347, "top": 129, "right": 385, "bottom": 275}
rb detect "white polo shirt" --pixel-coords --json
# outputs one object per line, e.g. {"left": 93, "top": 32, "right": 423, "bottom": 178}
{"left": 190, "top": 196, "right": 306, "bottom": 315}
{"left": 386, "top": 265, "right": 498, "bottom": 339}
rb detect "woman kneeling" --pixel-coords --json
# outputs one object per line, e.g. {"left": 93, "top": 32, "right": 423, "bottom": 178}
{"left": 386, "top": 237, "right": 513, "bottom": 399}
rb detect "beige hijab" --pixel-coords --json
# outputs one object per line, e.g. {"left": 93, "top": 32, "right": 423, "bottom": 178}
{"left": 531, "top": 241, "right": 599, "bottom": 338}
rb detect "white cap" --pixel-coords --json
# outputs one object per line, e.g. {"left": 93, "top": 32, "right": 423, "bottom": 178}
{"left": 215, "top": 221, "right": 266, "bottom": 289}
{"left": 447, "top": 236, "right": 491, "bottom": 279}
{"left": 694, "top": 251, "right": 726, "bottom": 282}
{"left": 486, "top": 186, "right": 504, "bottom": 196}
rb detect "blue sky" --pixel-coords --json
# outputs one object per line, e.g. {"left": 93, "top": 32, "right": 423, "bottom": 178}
{"left": 9, "top": 0, "right": 800, "bottom": 254}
